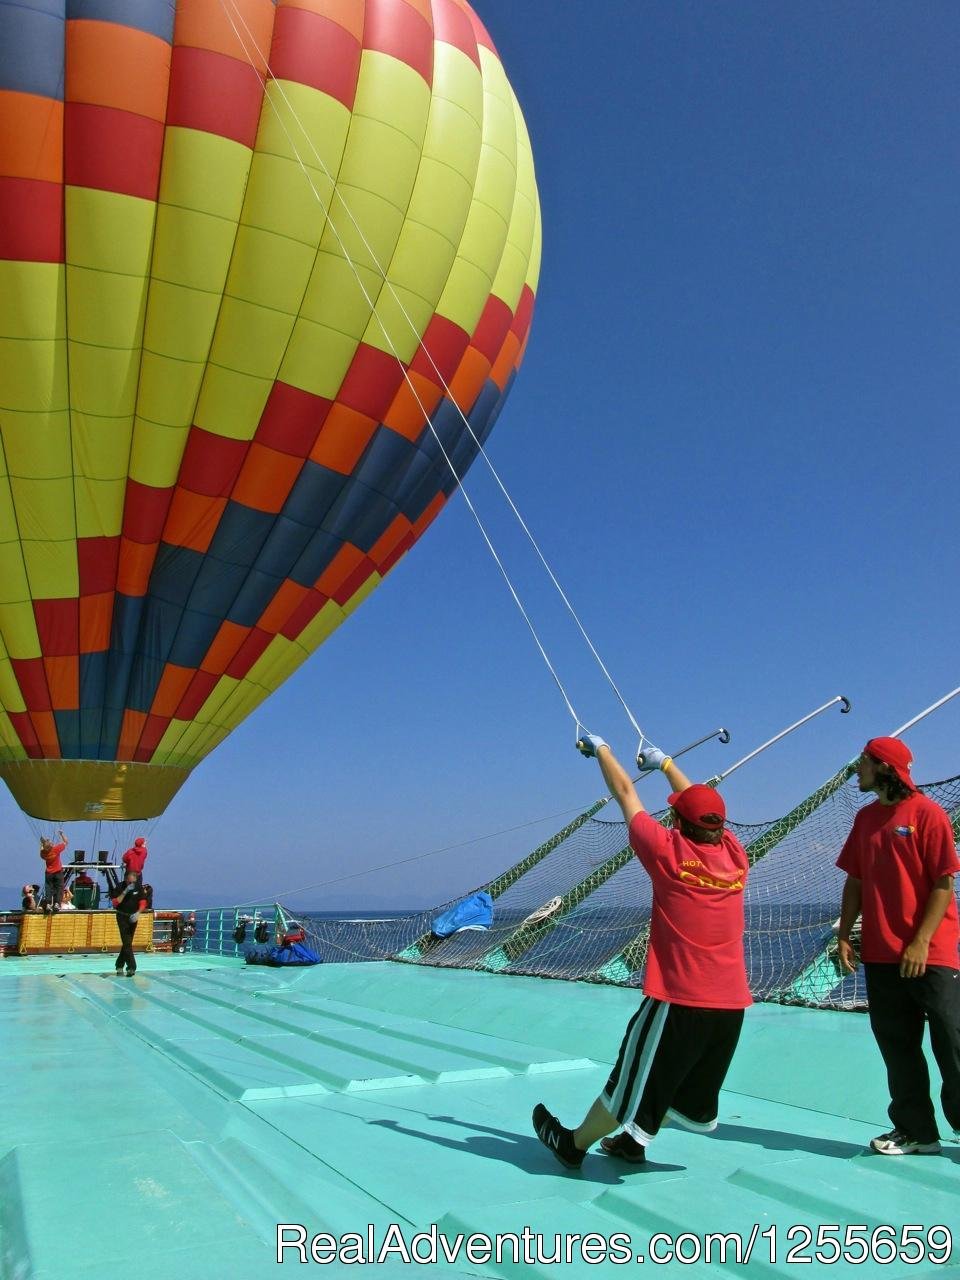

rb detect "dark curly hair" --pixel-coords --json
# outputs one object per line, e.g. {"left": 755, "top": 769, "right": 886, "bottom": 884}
{"left": 869, "top": 758, "right": 913, "bottom": 804}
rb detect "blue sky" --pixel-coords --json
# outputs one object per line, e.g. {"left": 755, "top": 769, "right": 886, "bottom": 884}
{"left": 4, "top": 0, "right": 959, "bottom": 909}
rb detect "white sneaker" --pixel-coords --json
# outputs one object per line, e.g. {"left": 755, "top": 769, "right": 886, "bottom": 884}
{"left": 870, "top": 1129, "right": 941, "bottom": 1156}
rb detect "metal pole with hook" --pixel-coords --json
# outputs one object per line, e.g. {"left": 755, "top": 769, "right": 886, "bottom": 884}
{"left": 703, "top": 695, "right": 851, "bottom": 785}
{"left": 631, "top": 725, "right": 730, "bottom": 785}
{"left": 891, "top": 685, "right": 960, "bottom": 739}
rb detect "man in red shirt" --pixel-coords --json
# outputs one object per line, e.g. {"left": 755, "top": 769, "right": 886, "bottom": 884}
{"left": 532, "top": 735, "right": 751, "bottom": 1169}
{"left": 836, "top": 736, "right": 960, "bottom": 1156}
{"left": 39, "top": 829, "right": 68, "bottom": 913}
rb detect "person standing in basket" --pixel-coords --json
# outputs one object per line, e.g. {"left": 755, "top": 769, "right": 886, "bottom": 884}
{"left": 532, "top": 733, "right": 751, "bottom": 1169}
{"left": 111, "top": 869, "right": 148, "bottom": 977}
{"left": 836, "top": 737, "right": 960, "bottom": 1156}
{"left": 39, "top": 829, "right": 68, "bottom": 912}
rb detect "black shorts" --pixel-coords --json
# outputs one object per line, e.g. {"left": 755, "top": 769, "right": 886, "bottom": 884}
{"left": 602, "top": 997, "right": 744, "bottom": 1142}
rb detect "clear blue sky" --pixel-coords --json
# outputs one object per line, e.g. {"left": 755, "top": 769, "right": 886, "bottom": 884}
{"left": 4, "top": 0, "right": 959, "bottom": 909}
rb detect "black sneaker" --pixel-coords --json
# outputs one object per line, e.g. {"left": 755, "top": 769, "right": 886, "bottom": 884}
{"left": 532, "top": 1103, "right": 584, "bottom": 1169}
{"left": 870, "top": 1129, "right": 941, "bottom": 1156}
{"left": 600, "top": 1131, "right": 646, "bottom": 1163}
{"left": 125, "top": 967, "right": 136, "bottom": 978}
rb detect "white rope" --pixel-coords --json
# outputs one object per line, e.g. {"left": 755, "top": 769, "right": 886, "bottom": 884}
{"left": 216, "top": 0, "right": 590, "bottom": 733}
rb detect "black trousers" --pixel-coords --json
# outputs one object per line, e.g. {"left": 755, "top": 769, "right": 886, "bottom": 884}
{"left": 602, "top": 997, "right": 744, "bottom": 1138}
{"left": 116, "top": 913, "right": 138, "bottom": 973}
{"left": 865, "top": 963, "right": 960, "bottom": 1142}
{"left": 44, "top": 871, "right": 63, "bottom": 908}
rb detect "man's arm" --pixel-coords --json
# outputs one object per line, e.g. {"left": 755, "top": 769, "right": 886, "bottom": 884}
{"left": 579, "top": 736, "right": 687, "bottom": 824}
{"left": 662, "top": 758, "right": 692, "bottom": 794}
{"left": 899, "top": 874, "right": 955, "bottom": 979}
{"left": 594, "top": 746, "right": 643, "bottom": 824}
{"left": 836, "top": 875, "right": 862, "bottom": 974}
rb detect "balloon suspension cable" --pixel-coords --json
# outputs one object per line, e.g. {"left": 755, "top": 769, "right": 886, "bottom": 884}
{"left": 21, "top": 811, "right": 42, "bottom": 844}
{"left": 707, "top": 696, "right": 851, "bottom": 785}
{"left": 216, "top": 0, "right": 648, "bottom": 745}
{"left": 24, "top": 813, "right": 162, "bottom": 865}
{"left": 891, "top": 684, "right": 960, "bottom": 739}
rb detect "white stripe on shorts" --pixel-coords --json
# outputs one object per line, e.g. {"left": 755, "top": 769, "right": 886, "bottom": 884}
{"left": 605, "top": 997, "right": 670, "bottom": 1123}
{"left": 666, "top": 1106, "right": 718, "bottom": 1133}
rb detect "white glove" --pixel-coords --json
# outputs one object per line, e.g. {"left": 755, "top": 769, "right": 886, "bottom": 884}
{"left": 637, "top": 745, "right": 671, "bottom": 772}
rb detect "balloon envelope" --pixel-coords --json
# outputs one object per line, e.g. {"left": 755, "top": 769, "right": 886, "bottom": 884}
{"left": 0, "top": 0, "right": 540, "bottom": 819}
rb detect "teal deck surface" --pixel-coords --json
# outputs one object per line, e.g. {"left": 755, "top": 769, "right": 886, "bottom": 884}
{"left": 1, "top": 954, "right": 958, "bottom": 1278}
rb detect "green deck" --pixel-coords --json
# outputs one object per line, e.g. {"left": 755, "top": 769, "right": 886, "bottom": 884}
{"left": 1, "top": 954, "right": 957, "bottom": 1278}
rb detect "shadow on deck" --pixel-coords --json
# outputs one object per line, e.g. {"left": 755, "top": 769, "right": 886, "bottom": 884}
{"left": 0, "top": 955, "right": 957, "bottom": 1278}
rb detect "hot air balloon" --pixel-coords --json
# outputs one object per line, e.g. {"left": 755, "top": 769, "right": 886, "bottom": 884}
{"left": 0, "top": 0, "right": 541, "bottom": 820}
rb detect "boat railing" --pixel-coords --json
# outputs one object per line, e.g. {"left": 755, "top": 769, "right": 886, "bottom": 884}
{"left": 0, "top": 912, "right": 21, "bottom": 955}
{"left": 187, "top": 904, "right": 283, "bottom": 957}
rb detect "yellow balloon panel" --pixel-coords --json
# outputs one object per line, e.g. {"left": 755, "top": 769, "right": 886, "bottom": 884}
{"left": 0, "top": 0, "right": 541, "bottom": 819}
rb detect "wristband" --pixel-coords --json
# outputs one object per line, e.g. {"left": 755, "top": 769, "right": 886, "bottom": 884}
{"left": 660, "top": 756, "right": 673, "bottom": 772}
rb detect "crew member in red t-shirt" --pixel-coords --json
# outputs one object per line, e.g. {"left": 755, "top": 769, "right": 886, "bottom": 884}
{"left": 39, "top": 829, "right": 68, "bottom": 913}
{"left": 122, "top": 836, "right": 148, "bottom": 882}
{"left": 836, "top": 736, "right": 960, "bottom": 1157}
{"left": 532, "top": 734, "right": 751, "bottom": 1170}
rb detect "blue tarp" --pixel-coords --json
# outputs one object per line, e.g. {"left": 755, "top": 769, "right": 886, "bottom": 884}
{"left": 245, "top": 941, "right": 321, "bottom": 966}
{"left": 431, "top": 891, "right": 493, "bottom": 938}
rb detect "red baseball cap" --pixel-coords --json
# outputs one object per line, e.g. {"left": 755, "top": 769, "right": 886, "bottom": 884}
{"left": 134, "top": 837, "right": 146, "bottom": 847}
{"left": 668, "top": 784, "right": 726, "bottom": 829}
{"left": 863, "top": 737, "right": 916, "bottom": 791}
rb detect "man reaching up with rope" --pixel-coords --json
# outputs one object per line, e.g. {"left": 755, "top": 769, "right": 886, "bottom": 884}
{"left": 532, "top": 735, "right": 751, "bottom": 1169}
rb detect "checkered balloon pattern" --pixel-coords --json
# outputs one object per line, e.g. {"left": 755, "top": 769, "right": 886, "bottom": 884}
{"left": 0, "top": 0, "right": 540, "bottom": 818}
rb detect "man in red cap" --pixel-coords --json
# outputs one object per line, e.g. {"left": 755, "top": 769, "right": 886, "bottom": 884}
{"left": 122, "top": 837, "right": 148, "bottom": 882}
{"left": 532, "top": 734, "right": 751, "bottom": 1169}
{"left": 836, "top": 737, "right": 960, "bottom": 1156}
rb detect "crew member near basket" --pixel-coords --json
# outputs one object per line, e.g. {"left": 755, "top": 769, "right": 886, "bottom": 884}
{"left": 532, "top": 734, "right": 751, "bottom": 1169}
{"left": 836, "top": 736, "right": 960, "bottom": 1157}
{"left": 39, "top": 829, "right": 68, "bottom": 912}
{"left": 122, "top": 836, "right": 148, "bottom": 883}
{"left": 111, "top": 870, "right": 148, "bottom": 978}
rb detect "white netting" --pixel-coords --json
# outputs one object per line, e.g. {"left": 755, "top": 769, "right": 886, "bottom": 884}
{"left": 280, "top": 773, "right": 960, "bottom": 1011}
